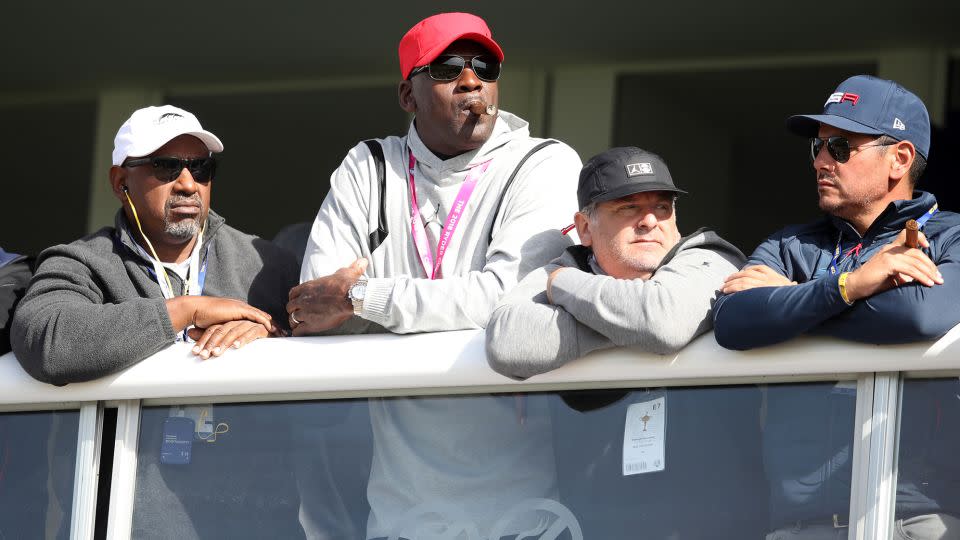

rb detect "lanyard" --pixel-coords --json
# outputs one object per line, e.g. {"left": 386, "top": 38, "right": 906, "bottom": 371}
{"left": 829, "top": 204, "right": 939, "bottom": 275}
{"left": 149, "top": 227, "right": 206, "bottom": 300}
{"left": 407, "top": 149, "right": 492, "bottom": 279}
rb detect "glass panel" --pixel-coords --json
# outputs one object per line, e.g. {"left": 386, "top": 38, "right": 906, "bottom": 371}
{"left": 131, "top": 382, "right": 856, "bottom": 539}
{"left": 0, "top": 409, "right": 80, "bottom": 539}
{"left": 894, "top": 378, "right": 960, "bottom": 537}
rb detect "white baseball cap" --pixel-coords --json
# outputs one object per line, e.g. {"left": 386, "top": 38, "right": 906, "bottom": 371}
{"left": 112, "top": 105, "right": 224, "bottom": 166}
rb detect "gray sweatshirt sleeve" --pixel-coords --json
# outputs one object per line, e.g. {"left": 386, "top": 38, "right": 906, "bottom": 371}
{"left": 485, "top": 263, "right": 612, "bottom": 380}
{"left": 548, "top": 247, "right": 742, "bottom": 354}
{"left": 11, "top": 249, "right": 177, "bottom": 385}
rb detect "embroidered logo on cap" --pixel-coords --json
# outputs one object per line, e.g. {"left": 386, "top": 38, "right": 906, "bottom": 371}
{"left": 625, "top": 162, "right": 654, "bottom": 177}
{"left": 825, "top": 92, "right": 860, "bottom": 106}
{"left": 156, "top": 112, "right": 184, "bottom": 124}
{"left": 893, "top": 118, "right": 906, "bottom": 130}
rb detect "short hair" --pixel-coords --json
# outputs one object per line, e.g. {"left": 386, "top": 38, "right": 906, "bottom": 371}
{"left": 578, "top": 195, "right": 678, "bottom": 222}
{"left": 877, "top": 135, "right": 927, "bottom": 186}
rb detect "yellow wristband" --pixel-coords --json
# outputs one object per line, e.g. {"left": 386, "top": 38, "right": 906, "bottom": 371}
{"left": 838, "top": 272, "right": 854, "bottom": 305}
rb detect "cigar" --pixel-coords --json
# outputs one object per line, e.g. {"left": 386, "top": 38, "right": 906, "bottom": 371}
{"left": 468, "top": 102, "right": 497, "bottom": 116}
{"left": 905, "top": 219, "right": 919, "bottom": 249}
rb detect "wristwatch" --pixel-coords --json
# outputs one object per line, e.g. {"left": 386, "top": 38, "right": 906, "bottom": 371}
{"left": 347, "top": 278, "right": 368, "bottom": 316}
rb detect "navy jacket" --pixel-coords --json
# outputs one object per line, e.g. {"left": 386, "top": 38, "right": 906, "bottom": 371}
{"left": 713, "top": 191, "right": 960, "bottom": 350}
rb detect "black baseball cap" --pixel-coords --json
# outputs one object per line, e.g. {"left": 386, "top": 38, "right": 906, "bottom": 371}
{"left": 577, "top": 147, "right": 686, "bottom": 210}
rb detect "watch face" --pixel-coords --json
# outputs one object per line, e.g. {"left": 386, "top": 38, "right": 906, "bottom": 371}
{"left": 351, "top": 282, "right": 366, "bottom": 301}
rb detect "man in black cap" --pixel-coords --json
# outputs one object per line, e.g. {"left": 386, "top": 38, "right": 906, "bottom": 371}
{"left": 485, "top": 147, "right": 767, "bottom": 538}
{"left": 486, "top": 146, "right": 744, "bottom": 376}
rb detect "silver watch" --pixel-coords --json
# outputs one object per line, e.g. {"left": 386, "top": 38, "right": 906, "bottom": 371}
{"left": 347, "top": 278, "right": 368, "bottom": 316}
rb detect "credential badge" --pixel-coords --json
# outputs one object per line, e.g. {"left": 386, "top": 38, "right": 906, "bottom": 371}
{"left": 625, "top": 162, "right": 654, "bottom": 177}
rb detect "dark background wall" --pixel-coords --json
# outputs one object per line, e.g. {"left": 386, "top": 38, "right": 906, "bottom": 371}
{"left": 0, "top": 101, "right": 96, "bottom": 255}
{"left": 169, "top": 86, "right": 408, "bottom": 240}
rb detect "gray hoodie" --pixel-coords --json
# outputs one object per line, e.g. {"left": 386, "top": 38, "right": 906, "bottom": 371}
{"left": 11, "top": 210, "right": 299, "bottom": 385}
{"left": 486, "top": 228, "right": 746, "bottom": 379}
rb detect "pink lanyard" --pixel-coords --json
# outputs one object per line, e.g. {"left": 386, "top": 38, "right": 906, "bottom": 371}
{"left": 407, "top": 149, "right": 492, "bottom": 279}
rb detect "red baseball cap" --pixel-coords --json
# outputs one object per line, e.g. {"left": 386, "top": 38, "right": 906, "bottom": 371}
{"left": 398, "top": 12, "right": 504, "bottom": 79}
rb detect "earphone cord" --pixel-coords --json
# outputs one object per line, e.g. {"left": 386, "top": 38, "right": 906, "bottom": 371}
{"left": 124, "top": 189, "right": 175, "bottom": 295}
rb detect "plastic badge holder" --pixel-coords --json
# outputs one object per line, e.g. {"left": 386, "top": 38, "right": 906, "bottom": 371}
{"left": 160, "top": 416, "right": 195, "bottom": 465}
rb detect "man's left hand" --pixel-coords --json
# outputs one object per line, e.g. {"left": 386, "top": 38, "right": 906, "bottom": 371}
{"left": 187, "top": 320, "right": 279, "bottom": 359}
{"left": 722, "top": 265, "right": 797, "bottom": 294}
{"left": 287, "top": 258, "right": 368, "bottom": 336}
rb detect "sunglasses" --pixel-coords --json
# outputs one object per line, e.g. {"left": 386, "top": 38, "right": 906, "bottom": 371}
{"left": 123, "top": 156, "right": 217, "bottom": 183}
{"left": 409, "top": 54, "right": 501, "bottom": 82}
{"left": 810, "top": 136, "right": 892, "bottom": 163}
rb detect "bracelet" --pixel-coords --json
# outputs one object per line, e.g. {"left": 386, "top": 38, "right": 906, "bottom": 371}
{"left": 838, "top": 272, "right": 854, "bottom": 305}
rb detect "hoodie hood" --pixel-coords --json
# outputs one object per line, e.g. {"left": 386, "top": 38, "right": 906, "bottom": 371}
{"left": 406, "top": 109, "right": 530, "bottom": 180}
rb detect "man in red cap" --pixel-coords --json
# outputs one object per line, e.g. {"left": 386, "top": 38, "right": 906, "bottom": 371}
{"left": 288, "top": 12, "right": 582, "bottom": 540}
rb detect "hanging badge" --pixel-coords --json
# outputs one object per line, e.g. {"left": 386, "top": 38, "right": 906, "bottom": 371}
{"left": 623, "top": 395, "right": 667, "bottom": 476}
{"left": 160, "top": 416, "right": 194, "bottom": 465}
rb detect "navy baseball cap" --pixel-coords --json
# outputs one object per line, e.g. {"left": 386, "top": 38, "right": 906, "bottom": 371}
{"left": 577, "top": 147, "right": 686, "bottom": 210}
{"left": 787, "top": 75, "right": 930, "bottom": 159}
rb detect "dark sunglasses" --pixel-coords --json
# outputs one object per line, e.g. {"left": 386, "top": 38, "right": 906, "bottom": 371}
{"left": 409, "top": 54, "right": 501, "bottom": 82}
{"left": 810, "top": 136, "right": 892, "bottom": 163}
{"left": 123, "top": 156, "right": 217, "bottom": 182}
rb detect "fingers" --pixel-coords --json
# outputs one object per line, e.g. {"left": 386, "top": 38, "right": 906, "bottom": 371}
{"left": 242, "top": 304, "right": 274, "bottom": 329}
{"left": 722, "top": 276, "right": 761, "bottom": 294}
{"left": 891, "top": 251, "right": 943, "bottom": 287}
{"left": 190, "top": 321, "right": 271, "bottom": 358}
{"left": 288, "top": 281, "right": 308, "bottom": 302}
{"left": 721, "top": 266, "right": 794, "bottom": 294}
{"left": 191, "top": 324, "right": 223, "bottom": 359}
{"left": 235, "top": 324, "right": 269, "bottom": 348}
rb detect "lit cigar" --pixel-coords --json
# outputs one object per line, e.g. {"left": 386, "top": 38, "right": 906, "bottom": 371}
{"left": 468, "top": 102, "right": 497, "bottom": 116}
{"left": 905, "top": 219, "right": 919, "bottom": 248}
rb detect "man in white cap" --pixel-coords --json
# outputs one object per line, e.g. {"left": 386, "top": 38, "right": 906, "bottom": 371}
{"left": 12, "top": 105, "right": 299, "bottom": 384}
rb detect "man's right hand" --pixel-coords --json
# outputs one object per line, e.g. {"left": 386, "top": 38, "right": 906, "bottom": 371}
{"left": 844, "top": 229, "right": 943, "bottom": 302}
{"left": 286, "top": 258, "right": 368, "bottom": 336}
{"left": 166, "top": 296, "right": 277, "bottom": 334}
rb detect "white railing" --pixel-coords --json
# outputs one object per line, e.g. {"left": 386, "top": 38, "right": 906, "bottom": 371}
{"left": 3, "top": 326, "right": 960, "bottom": 540}
{"left": 2, "top": 326, "right": 960, "bottom": 405}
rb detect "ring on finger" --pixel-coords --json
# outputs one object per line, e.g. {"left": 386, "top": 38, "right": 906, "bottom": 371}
{"left": 290, "top": 312, "right": 301, "bottom": 326}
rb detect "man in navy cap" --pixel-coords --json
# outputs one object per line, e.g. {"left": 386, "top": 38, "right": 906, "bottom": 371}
{"left": 714, "top": 76, "right": 960, "bottom": 538}
{"left": 715, "top": 74, "right": 960, "bottom": 348}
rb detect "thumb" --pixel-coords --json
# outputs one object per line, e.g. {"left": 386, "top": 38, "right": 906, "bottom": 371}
{"left": 351, "top": 257, "right": 369, "bottom": 275}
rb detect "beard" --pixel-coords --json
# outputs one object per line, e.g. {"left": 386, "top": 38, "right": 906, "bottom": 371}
{"left": 163, "top": 194, "right": 203, "bottom": 241}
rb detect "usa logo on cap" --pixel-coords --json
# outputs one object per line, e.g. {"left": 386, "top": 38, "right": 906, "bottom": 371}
{"left": 825, "top": 92, "right": 860, "bottom": 106}
{"left": 625, "top": 162, "right": 654, "bottom": 176}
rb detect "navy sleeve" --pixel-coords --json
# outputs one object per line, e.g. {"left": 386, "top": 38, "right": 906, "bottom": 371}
{"left": 812, "top": 233, "right": 960, "bottom": 343}
{"left": 713, "top": 232, "right": 851, "bottom": 350}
